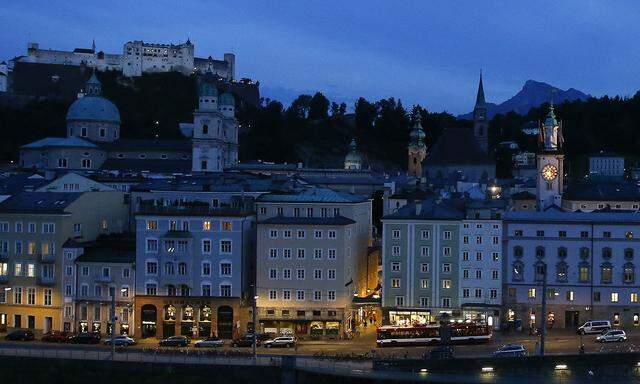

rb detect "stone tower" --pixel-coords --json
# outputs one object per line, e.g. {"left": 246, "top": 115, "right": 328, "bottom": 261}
{"left": 408, "top": 114, "right": 427, "bottom": 177}
{"left": 473, "top": 72, "right": 489, "bottom": 153}
{"left": 344, "top": 138, "right": 363, "bottom": 170}
{"left": 536, "top": 101, "right": 564, "bottom": 210}
{"left": 191, "top": 70, "right": 239, "bottom": 172}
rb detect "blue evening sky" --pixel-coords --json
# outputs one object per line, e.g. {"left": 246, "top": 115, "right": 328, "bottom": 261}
{"left": 2, "top": 1, "right": 639, "bottom": 113}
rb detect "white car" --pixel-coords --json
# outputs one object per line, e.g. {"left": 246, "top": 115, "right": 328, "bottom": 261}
{"left": 104, "top": 335, "right": 135, "bottom": 346}
{"left": 596, "top": 329, "right": 627, "bottom": 343}
{"left": 577, "top": 320, "right": 611, "bottom": 335}
{"left": 195, "top": 337, "right": 224, "bottom": 348}
{"left": 264, "top": 336, "right": 296, "bottom": 348}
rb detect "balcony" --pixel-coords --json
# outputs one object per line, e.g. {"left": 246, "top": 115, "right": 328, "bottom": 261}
{"left": 39, "top": 253, "right": 55, "bottom": 263}
{"left": 95, "top": 275, "right": 112, "bottom": 284}
{"left": 37, "top": 276, "right": 55, "bottom": 286}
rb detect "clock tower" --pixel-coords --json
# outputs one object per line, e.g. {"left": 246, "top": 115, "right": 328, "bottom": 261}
{"left": 408, "top": 114, "right": 427, "bottom": 177}
{"left": 536, "top": 102, "right": 564, "bottom": 210}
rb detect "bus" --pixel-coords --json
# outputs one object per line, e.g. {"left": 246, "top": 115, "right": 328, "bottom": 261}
{"left": 376, "top": 322, "right": 492, "bottom": 347}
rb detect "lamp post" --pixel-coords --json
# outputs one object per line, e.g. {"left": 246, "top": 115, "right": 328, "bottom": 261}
{"left": 540, "top": 263, "right": 548, "bottom": 356}
{"left": 252, "top": 284, "right": 258, "bottom": 360}
{"left": 110, "top": 286, "right": 116, "bottom": 360}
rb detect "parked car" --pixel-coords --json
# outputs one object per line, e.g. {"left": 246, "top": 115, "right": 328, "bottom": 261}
{"left": 159, "top": 335, "right": 190, "bottom": 347}
{"left": 41, "top": 331, "right": 72, "bottom": 343}
{"left": 4, "top": 329, "right": 35, "bottom": 341}
{"left": 596, "top": 329, "right": 627, "bottom": 343}
{"left": 493, "top": 344, "right": 527, "bottom": 357}
{"left": 70, "top": 332, "right": 101, "bottom": 344}
{"left": 194, "top": 337, "right": 224, "bottom": 348}
{"left": 232, "top": 334, "right": 261, "bottom": 348}
{"left": 577, "top": 320, "right": 611, "bottom": 335}
{"left": 104, "top": 335, "right": 136, "bottom": 346}
{"left": 428, "top": 346, "right": 455, "bottom": 359}
{"left": 264, "top": 336, "right": 296, "bottom": 348}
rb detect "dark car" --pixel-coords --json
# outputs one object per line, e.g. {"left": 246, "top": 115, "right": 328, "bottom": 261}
{"left": 41, "top": 331, "right": 72, "bottom": 343}
{"left": 4, "top": 329, "right": 35, "bottom": 341}
{"left": 159, "top": 335, "right": 190, "bottom": 347}
{"left": 70, "top": 332, "right": 101, "bottom": 344}
{"left": 232, "top": 334, "right": 261, "bottom": 348}
{"left": 428, "top": 346, "right": 455, "bottom": 359}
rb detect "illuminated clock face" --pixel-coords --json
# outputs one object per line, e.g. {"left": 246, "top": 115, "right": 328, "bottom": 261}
{"left": 541, "top": 164, "right": 558, "bottom": 181}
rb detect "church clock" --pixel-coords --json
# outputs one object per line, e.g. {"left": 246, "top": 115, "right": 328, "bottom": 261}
{"left": 541, "top": 164, "right": 558, "bottom": 181}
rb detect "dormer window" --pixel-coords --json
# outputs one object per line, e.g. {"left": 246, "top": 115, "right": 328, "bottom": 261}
{"left": 99, "top": 128, "right": 106, "bottom": 138}
{"left": 81, "top": 128, "right": 88, "bottom": 137}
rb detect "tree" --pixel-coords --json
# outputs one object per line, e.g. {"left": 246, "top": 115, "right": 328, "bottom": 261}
{"left": 308, "top": 92, "right": 330, "bottom": 120}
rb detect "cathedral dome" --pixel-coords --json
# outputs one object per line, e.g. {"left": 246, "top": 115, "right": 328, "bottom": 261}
{"left": 66, "top": 95, "right": 121, "bottom": 124}
{"left": 219, "top": 93, "right": 235, "bottom": 106}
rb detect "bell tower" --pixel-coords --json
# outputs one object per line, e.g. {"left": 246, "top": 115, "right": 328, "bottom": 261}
{"left": 473, "top": 71, "right": 489, "bottom": 153}
{"left": 536, "top": 101, "right": 564, "bottom": 210}
{"left": 408, "top": 114, "right": 427, "bottom": 177}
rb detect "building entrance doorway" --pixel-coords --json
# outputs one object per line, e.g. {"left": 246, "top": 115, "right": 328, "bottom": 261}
{"left": 217, "top": 306, "right": 233, "bottom": 339}
{"left": 140, "top": 304, "right": 157, "bottom": 338}
{"left": 565, "top": 311, "right": 579, "bottom": 328}
{"left": 44, "top": 317, "right": 52, "bottom": 333}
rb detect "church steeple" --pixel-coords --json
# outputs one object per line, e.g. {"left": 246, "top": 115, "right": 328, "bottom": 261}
{"left": 475, "top": 70, "right": 486, "bottom": 107}
{"left": 536, "top": 98, "right": 565, "bottom": 211}
{"left": 473, "top": 71, "right": 489, "bottom": 153}
{"left": 85, "top": 72, "right": 101, "bottom": 96}
{"left": 407, "top": 112, "right": 427, "bottom": 177}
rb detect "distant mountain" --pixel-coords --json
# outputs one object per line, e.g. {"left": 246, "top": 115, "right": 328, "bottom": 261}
{"left": 459, "top": 79, "right": 590, "bottom": 119}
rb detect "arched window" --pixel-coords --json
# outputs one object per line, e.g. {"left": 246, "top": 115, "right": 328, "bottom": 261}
{"left": 178, "top": 262, "right": 187, "bottom": 275}
{"left": 623, "top": 262, "right": 635, "bottom": 283}
{"left": 556, "top": 262, "right": 568, "bottom": 282}
{"left": 167, "top": 285, "right": 176, "bottom": 296}
{"left": 625, "top": 248, "right": 634, "bottom": 260}
{"left": 557, "top": 247, "right": 567, "bottom": 259}
{"left": 578, "top": 262, "right": 590, "bottom": 283}
{"left": 602, "top": 247, "right": 612, "bottom": 259}
{"left": 535, "top": 246, "right": 545, "bottom": 259}
{"left": 513, "top": 246, "right": 524, "bottom": 258}
{"left": 182, "top": 305, "right": 194, "bottom": 321}
{"left": 579, "top": 247, "right": 590, "bottom": 260}
{"left": 534, "top": 261, "right": 546, "bottom": 282}
{"left": 180, "top": 285, "right": 190, "bottom": 297}
{"left": 512, "top": 261, "right": 524, "bottom": 281}
{"left": 164, "top": 305, "right": 176, "bottom": 321}
{"left": 600, "top": 262, "right": 613, "bottom": 283}
{"left": 202, "top": 124, "right": 208, "bottom": 134}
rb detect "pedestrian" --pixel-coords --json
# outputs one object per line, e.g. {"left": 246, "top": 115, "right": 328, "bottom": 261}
{"left": 294, "top": 342, "right": 298, "bottom": 353}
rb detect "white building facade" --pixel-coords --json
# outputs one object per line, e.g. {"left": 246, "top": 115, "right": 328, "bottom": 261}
{"left": 504, "top": 210, "right": 640, "bottom": 329}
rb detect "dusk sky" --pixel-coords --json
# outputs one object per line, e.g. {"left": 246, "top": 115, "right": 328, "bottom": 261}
{"left": 2, "top": 1, "right": 640, "bottom": 113}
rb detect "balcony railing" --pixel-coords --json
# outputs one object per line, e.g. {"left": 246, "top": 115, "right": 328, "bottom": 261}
{"left": 95, "top": 275, "right": 112, "bottom": 283}
{"left": 39, "top": 253, "right": 55, "bottom": 263}
{"left": 37, "top": 276, "right": 55, "bottom": 286}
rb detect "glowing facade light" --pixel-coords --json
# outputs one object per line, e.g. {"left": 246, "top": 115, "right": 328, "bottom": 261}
{"left": 555, "top": 364, "right": 567, "bottom": 370}
{"left": 481, "top": 367, "right": 494, "bottom": 373}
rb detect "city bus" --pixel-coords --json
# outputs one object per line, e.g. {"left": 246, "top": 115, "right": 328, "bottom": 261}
{"left": 376, "top": 322, "right": 492, "bottom": 347}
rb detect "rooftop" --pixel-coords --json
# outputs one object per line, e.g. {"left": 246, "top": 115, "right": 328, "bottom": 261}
{"left": 563, "top": 181, "right": 640, "bottom": 202}
{"left": 100, "top": 159, "right": 192, "bottom": 173}
{"left": 99, "top": 138, "right": 192, "bottom": 151}
{"left": 504, "top": 209, "right": 640, "bottom": 223}
{"left": 0, "top": 192, "right": 83, "bottom": 214}
{"left": 257, "top": 187, "right": 368, "bottom": 204}
{"left": 383, "top": 197, "right": 466, "bottom": 220}
{"left": 21, "top": 137, "right": 99, "bottom": 149}
{"left": 423, "top": 126, "right": 493, "bottom": 166}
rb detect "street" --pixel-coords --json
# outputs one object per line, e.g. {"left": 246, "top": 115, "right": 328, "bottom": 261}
{"left": 2, "top": 328, "right": 640, "bottom": 358}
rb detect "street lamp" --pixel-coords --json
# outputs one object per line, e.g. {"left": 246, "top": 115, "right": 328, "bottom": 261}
{"left": 251, "top": 284, "right": 258, "bottom": 360}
